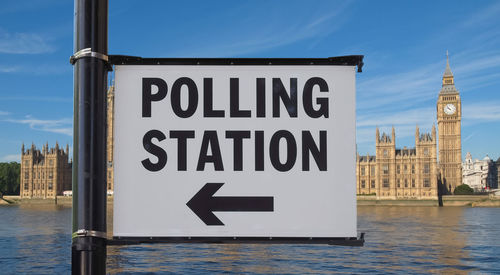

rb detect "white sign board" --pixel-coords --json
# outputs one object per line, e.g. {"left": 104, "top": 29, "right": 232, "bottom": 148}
{"left": 113, "top": 64, "right": 356, "bottom": 238}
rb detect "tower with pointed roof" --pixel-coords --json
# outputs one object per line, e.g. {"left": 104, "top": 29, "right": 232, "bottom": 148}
{"left": 437, "top": 51, "right": 462, "bottom": 193}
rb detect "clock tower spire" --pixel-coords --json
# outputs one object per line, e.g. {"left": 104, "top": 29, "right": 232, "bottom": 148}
{"left": 437, "top": 51, "right": 462, "bottom": 193}
{"left": 442, "top": 50, "right": 454, "bottom": 86}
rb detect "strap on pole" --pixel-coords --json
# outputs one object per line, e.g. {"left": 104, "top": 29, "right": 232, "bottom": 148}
{"left": 72, "top": 229, "right": 107, "bottom": 239}
{"left": 70, "top": 48, "right": 109, "bottom": 65}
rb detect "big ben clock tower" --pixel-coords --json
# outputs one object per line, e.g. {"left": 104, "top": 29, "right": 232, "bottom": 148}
{"left": 437, "top": 52, "right": 462, "bottom": 193}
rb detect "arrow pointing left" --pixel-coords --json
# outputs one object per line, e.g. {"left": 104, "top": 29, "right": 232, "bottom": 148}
{"left": 186, "top": 183, "right": 274, "bottom": 226}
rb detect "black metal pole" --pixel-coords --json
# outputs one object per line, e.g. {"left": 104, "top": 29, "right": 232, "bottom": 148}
{"left": 71, "top": 0, "right": 108, "bottom": 274}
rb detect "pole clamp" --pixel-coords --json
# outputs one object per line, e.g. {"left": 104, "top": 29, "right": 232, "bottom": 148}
{"left": 70, "top": 48, "right": 109, "bottom": 65}
{"left": 72, "top": 229, "right": 107, "bottom": 239}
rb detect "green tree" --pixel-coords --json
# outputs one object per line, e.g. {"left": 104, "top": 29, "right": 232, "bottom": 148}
{"left": 0, "top": 162, "right": 20, "bottom": 197}
{"left": 453, "top": 184, "right": 474, "bottom": 195}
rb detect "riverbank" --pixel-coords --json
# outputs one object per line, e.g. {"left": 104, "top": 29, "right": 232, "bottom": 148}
{"left": 357, "top": 195, "right": 500, "bottom": 207}
{"left": 3, "top": 195, "right": 500, "bottom": 207}
{"left": 1, "top": 196, "right": 113, "bottom": 206}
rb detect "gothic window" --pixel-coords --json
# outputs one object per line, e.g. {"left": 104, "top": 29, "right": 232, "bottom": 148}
{"left": 412, "top": 179, "right": 415, "bottom": 188}
{"left": 24, "top": 183, "right": 29, "bottom": 190}
{"left": 361, "top": 167, "right": 365, "bottom": 176}
{"left": 424, "top": 164, "right": 430, "bottom": 174}
{"left": 412, "top": 165, "right": 415, "bottom": 174}
{"left": 423, "top": 178, "right": 430, "bottom": 187}
{"left": 424, "top": 148, "right": 429, "bottom": 156}
{"left": 383, "top": 178, "right": 389, "bottom": 188}
{"left": 396, "top": 165, "right": 400, "bottom": 174}
{"left": 383, "top": 149, "right": 388, "bottom": 157}
{"left": 371, "top": 180, "right": 375, "bottom": 188}
{"left": 404, "top": 165, "right": 407, "bottom": 172}
{"left": 25, "top": 160, "right": 29, "bottom": 166}
{"left": 49, "top": 160, "right": 53, "bottom": 165}
{"left": 24, "top": 172, "right": 29, "bottom": 179}
{"left": 404, "top": 179, "right": 408, "bottom": 188}
{"left": 48, "top": 182, "right": 53, "bottom": 190}
{"left": 371, "top": 166, "right": 375, "bottom": 175}
{"left": 361, "top": 180, "right": 366, "bottom": 188}
{"left": 49, "top": 172, "right": 53, "bottom": 179}
{"left": 397, "top": 179, "right": 400, "bottom": 188}
{"left": 383, "top": 165, "right": 389, "bottom": 175}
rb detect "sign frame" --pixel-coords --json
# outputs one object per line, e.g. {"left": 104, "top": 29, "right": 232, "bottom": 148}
{"left": 108, "top": 55, "right": 364, "bottom": 246}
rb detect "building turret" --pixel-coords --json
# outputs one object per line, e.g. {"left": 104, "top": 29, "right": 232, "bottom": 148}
{"left": 66, "top": 144, "right": 69, "bottom": 155}
{"left": 391, "top": 126, "right": 395, "bottom": 143}
{"left": 375, "top": 127, "right": 380, "bottom": 145}
{"left": 415, "top": 125, "right": 420, "bottom": 145}
{"left": 22, "top": 143, "right": 25, "bottom": 154}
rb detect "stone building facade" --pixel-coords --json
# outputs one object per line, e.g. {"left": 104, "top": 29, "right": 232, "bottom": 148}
{"left": 497, "top": 158, "right": 500, "bottom": 190}
{"left": 356, "top": 126, "right": 438, "bottom": 199}
{"left": 356, "top": 54, "right": 460, "bottom": 199}
{"left": 20, "top": 143, "right": 72, "bottom": 198}
{"left": 107, "top": 85, "right": 115, "bottom": 193}
{"left": 462, "top": 152, "right": 498, "bottom": 191}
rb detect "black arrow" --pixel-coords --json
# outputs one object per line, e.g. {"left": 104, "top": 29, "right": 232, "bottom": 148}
{"left": 186, "top": 183, "right": 274, "bottom": 226}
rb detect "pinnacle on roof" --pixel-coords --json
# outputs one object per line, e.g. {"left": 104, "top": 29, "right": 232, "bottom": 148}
{"left": 443, "top": 50, "right": 453, "bottom": 77}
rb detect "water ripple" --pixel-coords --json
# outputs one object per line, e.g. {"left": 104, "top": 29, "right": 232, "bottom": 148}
{"left": 1, "top": 205, "right": 500, "bottom": 273}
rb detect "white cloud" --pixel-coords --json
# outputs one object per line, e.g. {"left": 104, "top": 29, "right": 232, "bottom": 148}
{"left": 463, "top": 132, "right": 476, "bottom": 143}
{"left": 357, "top": 62, "right": 443, "bottom": 111}
{"left": 5, "top": 116, "right": 72, "bottom": 136}
{"left": 356, "top": 107, "right": 436, "bottom": 146}
{"left": 1, "top": 154, "right": 20, "bottom": 162}
{"left": 0, "top": 63, "right": 70, "bottom": 75}
{"left": 169, "top": 3, "right": 350, "bottom": 57}
{"left": 0, "top": 65, "right": 21, "bottom": 73}
{"left": 461, "top": 2, "right": 500, "bottom": 28}
{"left": 453, "top": 51, "right": 500, "bottom": 78}
{"left": 0, "top": 111, "right": 9, "bottom": 116}
{"left": 0, "top": 96, "right": 72, "bottom": 102}
{"left": 357, "top": 107, "right": 435, "bottom": 128}
{"left": 0, "top": 28, "right": 55, "bottom": 54}
{"left": 463, "top": 101, "right": 500, "bottom": 123}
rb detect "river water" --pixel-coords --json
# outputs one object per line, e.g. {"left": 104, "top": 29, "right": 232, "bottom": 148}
{"left": 1, "top": 204, "right": 499, "bottom": 274}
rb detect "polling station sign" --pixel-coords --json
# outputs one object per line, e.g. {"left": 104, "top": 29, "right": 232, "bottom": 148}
{"left": 112, "top": 57, "right": 363, "bottom": 242}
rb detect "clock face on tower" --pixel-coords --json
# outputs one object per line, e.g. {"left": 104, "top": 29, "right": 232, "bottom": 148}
{"left": 444, "top": 103, "right": 456, "bottom": 115}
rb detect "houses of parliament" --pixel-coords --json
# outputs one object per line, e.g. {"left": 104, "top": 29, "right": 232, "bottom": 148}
{"left": 20, "top": 54, "right": 462, "bottom": 200}
{"left": 19, "top": 87, "right": 115, "bottom": 199}
{"left": 356, "top": 54, "right": 462, "bottom": 199}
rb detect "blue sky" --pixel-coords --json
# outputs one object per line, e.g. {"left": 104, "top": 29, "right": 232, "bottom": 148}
{"left": 0, "top": 0, "right": 499, "bottom": 163}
